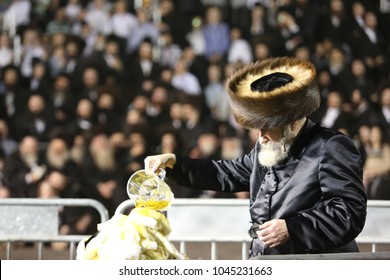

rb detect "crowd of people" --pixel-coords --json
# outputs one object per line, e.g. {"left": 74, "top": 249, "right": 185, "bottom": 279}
{"left": 0, "top": 0, "right": 390, "bottom": 236}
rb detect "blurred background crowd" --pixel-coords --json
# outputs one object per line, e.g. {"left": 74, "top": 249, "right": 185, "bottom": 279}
{"left": 0, "top": 0, "right": 390, "bottom": 235}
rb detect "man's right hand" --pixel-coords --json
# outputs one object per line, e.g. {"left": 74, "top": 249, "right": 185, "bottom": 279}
{"left": 144, "top": 153, "right": 177, "bottom": 173}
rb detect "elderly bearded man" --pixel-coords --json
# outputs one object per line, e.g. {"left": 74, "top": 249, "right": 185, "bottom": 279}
{"left": 144, "top": 57, "right": 367, "bottom": 257}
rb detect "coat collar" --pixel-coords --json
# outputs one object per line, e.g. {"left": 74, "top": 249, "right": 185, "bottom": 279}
{"left": 270, "top": 119, "right": 320, "bottom": 191}
{"left": 288, "top": 118, "right": 318, "bottom": 159}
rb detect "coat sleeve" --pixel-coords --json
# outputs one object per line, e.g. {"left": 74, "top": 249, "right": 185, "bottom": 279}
{"left": 285, "top": 134, "right": 367, "bottom": 253}
{"left": 168, "top": 147, "right": 256, "bottom": 193}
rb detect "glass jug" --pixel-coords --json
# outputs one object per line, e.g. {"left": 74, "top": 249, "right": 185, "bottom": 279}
{"left": 126, "top": 169, "right": 174, "bottom": 211}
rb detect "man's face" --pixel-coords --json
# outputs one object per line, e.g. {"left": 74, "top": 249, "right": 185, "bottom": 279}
{"left": 258, "top": 127, "right": 283, "bottom": 144}
{"left": 257, "top": 125, "right": 294, "bottom": 167}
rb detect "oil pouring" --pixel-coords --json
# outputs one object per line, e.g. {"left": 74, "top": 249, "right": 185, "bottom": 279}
{"left": 127, "top": 169, "right": 174, "bottom": 211}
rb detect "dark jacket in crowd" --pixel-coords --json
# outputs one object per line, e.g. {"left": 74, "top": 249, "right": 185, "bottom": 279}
{"left": 3, "top": 150, "right": 46, "bottom": 198}
{"left": 167, "top": 119, "right": 367, "bottom": 257}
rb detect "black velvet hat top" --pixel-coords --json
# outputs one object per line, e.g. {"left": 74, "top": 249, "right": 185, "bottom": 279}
{"left": 250, "top": 72, "right": 294, "bottom": 92}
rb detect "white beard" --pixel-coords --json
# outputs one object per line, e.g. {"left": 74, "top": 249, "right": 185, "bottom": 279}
{"left": 258, "top": 140, "right": 290, "bottom": 167}
{"left": 257, "top": 127, "right": 294, "bottom": 167}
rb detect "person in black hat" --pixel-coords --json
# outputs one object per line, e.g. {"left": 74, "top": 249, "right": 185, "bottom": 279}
{"left": 143, "top": 57, "right": 367, "bottom": 257}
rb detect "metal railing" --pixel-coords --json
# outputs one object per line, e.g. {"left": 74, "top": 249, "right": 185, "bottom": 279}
{"left": 2, "top": 198, "right": 390, "bottom": 260}
{"left": 116, "top": 198, "right": 257, "bottom": 260}
{"left": 116, "top": 199, "right": 390, "bottom": 260}
{"left": 0, "top": 198, "right": 109, "bottom": 260}
{"left": 355, "top": 200, "right": 390, "bottom": 252}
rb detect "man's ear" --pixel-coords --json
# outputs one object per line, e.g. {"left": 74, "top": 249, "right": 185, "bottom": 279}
{"left": 291, "top": 118, "right": 306, "bottom": 134}
{"left": 289, "top": 121, "right": 297, "bottom": 132}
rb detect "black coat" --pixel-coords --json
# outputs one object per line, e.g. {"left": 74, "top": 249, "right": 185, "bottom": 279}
{"left": 168, "top": 119, "right": 367, "bottom": 256}
{"left": 3, "top": 151, "right": 46, "bottom": 198}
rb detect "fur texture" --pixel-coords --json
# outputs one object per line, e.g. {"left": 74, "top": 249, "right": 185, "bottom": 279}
{"left": 226, "top": 57, "right": 320, "bottom": 129}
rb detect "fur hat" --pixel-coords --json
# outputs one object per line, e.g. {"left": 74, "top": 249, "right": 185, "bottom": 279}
{"left": 226, "top": 57, "right": 320, "bottom": 129}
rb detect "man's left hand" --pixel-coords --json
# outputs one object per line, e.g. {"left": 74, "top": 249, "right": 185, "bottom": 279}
{"left": 256, "top": 219, "right": 289, "bottom": 248}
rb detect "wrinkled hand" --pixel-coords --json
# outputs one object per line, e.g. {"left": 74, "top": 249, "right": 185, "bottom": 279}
{"left": 256, "top": 219, "right": 289, "bottom": 248}
{"left": 144, "top": 154, "right": 176, "bottom": 173}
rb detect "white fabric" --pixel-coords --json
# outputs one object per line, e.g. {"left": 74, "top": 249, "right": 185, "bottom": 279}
{"left": 228, "top": 39, "right": 253, "bottom": 64}
{"left": 382, "top": 107, "right": 390, "bottom": 123}
{"left": 110, "top": 13, "right": 138, "bottom": 39}
{"left": 321, "top": 108, "right": 340, "bottom": 128}
{"left": 171, "top": 72, "right": 202, "bottom": 96}
{"left": 364, "top": 27, "right": 377, "bottom": 44}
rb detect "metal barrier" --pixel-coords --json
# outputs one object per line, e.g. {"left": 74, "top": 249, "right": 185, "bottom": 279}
{"left": 251, "top": 252, "right": 390, "bottom": 260}
{"left": 0, "top": 198, "right": 109, "bottom": 260}
{"left": 116, "top": 198, "right": 252, "bottom": 260}
{"left": 116, "top": 199, "right": 390, "bottom": 260}
{"left": 2, "top": 198, "right": 389, "bottom": 260}
{"left": 355, "top": 200, "right": 390, "bottom": 252}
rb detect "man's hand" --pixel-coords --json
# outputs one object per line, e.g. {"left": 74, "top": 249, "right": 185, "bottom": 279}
{"left": 144, "top": 154, "right": 177, "bottom": 173}
{"left": 256, "top": 219, "right": 289, "bottom": 248}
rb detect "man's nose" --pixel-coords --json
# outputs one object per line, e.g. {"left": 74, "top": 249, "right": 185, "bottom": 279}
{"left": 258, "top": 129, "right": 268, "bottom": 137}
{"left": 258, "top": 130, "right": 270, "bottom": 144}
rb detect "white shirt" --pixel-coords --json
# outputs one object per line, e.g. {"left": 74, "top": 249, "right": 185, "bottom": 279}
{"left": 65, "top": 3, "right": 82, "bottom": 22}
{"left": 228, "top": 39, "right": 253, "bottom": 64}
{"left": 321, "top": 107, "right": 340, "bottom": 128}
{"left": 0, "top": 47, "right": 13, "bottom": 68}
{"left": 354, "top": 16, "right": 365, "bottom": 28}
{"left": 85, "top": 8, "right": 111, "bottom": 35}
{"left": 140, "top": 59, "right": 152, "bottom": 76}
{"left": 382, "top": 106, "right": 390, "bottom": 123}
{"left": 160, "top": 45, "right": 182, "bottom": 69}
{"left": 204, "top": 83, "right": 230, "bottom": 122}
{"left": 110, "top": 13, "right": 138, "bottom": 39}
{"left": 186, "top": 30, "right": 206, "bottom": 55}
{"left": 364, "top": 27, "right": 377, "bottom": 44}
{"left": 4, "top": 0, "right": 31, "bottom": 27}
{"left": 20, "top": 45, "right": 46, "bottom": 78}
{"left": 171, "top": 72, "right": 202, "bottom": 96}
{"left": 331, "top": 15, "right": 340, "bottom": 28}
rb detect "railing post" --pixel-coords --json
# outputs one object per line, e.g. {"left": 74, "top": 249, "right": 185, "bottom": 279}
{"left": 6, "top": 241, "right": 12, "bottom": 260}
{"left": 69, "top": 242, "right": 76, "bottom": 260}
{"left": 179, "top": 241, "right": 186, "bottom": 255}
{"left": 37, "top": 242, "right": 44, "bottom": 260}
{"left": 242, "top": 241, "right": 248, "bottom": 260}
{"left": 211, "top": 241, "right": 217, "bottom": 260}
